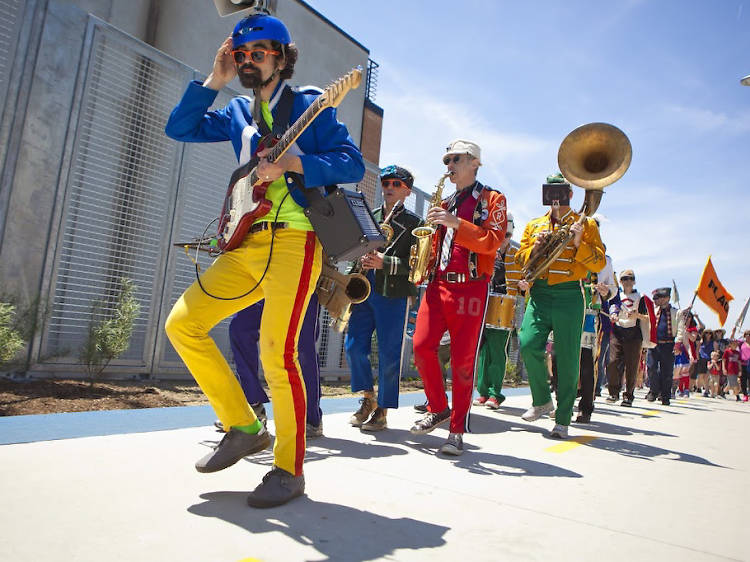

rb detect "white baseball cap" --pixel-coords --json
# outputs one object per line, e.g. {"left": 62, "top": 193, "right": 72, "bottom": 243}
{"left": 444, "top": 139, "right": 481, "bottom": 164}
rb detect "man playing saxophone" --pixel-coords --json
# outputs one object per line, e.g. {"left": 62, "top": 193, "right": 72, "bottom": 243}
{"left": 516, "top": 173, "right": 605, "bottom": 439}
{"left": 410, "top": 140, "right": 507, "bottom": 456}
{"left": 346, "top": 165, "right": 422, "bottom": 431}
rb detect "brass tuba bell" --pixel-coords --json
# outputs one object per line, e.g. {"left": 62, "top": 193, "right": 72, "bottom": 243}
{"left": 557, "top": 122, "right": 632, "bottom": 215}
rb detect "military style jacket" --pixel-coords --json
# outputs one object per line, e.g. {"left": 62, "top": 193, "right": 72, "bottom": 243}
{"left": 515, "top": 209, "right": 605, "bottom": 285}
{"left": 348, "top": 204, "right": 423, "bottom": 298}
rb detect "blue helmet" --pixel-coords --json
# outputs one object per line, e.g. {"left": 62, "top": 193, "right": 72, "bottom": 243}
{"left": 232, "top": 14, "right": 291, "bottom": 49}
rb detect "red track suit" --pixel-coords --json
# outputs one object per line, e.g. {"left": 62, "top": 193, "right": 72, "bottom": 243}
{"left": 413, "top": 181, "right": 507, "bottom": 433}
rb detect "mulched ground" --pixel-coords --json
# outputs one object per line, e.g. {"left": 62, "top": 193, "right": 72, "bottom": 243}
{"left": 0, "top": 377, "right": 429, "bottom": 417}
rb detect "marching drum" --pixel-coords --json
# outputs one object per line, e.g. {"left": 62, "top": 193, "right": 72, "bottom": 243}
{"left": 581, "top": 309, "right": 597, "bottom": 349}
{"left": 485, "top": 293, "right": 516, "bottom": 331}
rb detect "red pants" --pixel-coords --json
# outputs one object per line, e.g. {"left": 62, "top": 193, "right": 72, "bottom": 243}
{"left": 678, "top": 375, "right": 690, "bottom": 392}
{"left": 413, "top": 278, "right": 489, "bottom": 433}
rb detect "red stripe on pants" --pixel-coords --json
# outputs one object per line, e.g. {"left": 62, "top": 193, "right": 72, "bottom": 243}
{"left": 284, "top": 231, "right": 317, "bottom": 476}
{"left": 413, "top": 279, "right": 489, "bottom": 433}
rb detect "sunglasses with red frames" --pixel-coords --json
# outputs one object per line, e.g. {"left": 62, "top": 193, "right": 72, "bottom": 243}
{"left": 381, "top": 179, "right": 409, "bottom": 188}
{"left": 231, "top": 48, "right": 280, "bottom": 65}
{"left": 442, "top": 154, "right": 463, "bottom": 165}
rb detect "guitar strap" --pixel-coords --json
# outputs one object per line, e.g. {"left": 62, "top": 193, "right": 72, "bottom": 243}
{"left": 253, "top": 85, "right": 332, "bottom": 212}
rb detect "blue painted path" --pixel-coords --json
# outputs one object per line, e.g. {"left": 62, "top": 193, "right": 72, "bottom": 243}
{"left": 0, "top": 387, "right": 530, "bottom": 445}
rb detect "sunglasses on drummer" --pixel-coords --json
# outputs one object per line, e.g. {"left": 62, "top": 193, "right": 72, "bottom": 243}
{"left": 381, "top": 179, "right": 408, "bottom": 188}
{"left": 620, "top": 276, "right": 635, "bottom": 281}
{"left": 231, "top": 48, "right": 280, "bottom": 65}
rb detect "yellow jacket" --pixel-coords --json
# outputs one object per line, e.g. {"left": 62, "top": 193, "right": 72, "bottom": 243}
{"left": 516, "top": 209, "right": 605, "bottom": 285}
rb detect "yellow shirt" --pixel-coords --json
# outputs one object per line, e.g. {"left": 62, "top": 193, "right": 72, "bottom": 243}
{"left": 515, "top": 209, "right": 605, "bottom": 285}
{"left": 255, "top": 101, "right": 313, "bottom": 231}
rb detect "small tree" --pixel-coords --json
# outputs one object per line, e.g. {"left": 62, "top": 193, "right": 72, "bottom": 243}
{"left": 80, "top": 278, "right": 141, "bottom": 385}
{"left": 0, "top": 302, "right": 24, "bottom": 364}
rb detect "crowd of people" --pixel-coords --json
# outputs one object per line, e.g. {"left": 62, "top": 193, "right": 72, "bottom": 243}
{"left": 162, "top": 12, "right": 747, "bottom": 508}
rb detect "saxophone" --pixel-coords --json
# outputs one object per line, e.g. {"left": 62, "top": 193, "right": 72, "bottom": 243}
{"left": 408, "top": 172, "right": 452, "bottom": 285}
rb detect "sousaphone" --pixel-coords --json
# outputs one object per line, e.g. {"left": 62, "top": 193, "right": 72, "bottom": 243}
{"left": 521, "top": 122, "right": 632, "bottom": 282}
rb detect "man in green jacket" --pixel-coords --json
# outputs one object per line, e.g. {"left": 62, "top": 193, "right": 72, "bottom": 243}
{"left": 346, "top": 165, "right": 423, "bottom": 431}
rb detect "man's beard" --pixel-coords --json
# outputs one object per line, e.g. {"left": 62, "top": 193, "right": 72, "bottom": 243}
{"left": 238, "top": 65, "right": 263, "bottom": 88}
{"left": 237, "top": 65, "right": 277, "bottom": 89}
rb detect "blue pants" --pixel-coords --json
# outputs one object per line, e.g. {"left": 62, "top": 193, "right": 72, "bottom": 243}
{"left": 228, "top": 294, "right": 322, "bottom": 426}
{"left": 345, "top": 283, "right": 408, "bottom": 409}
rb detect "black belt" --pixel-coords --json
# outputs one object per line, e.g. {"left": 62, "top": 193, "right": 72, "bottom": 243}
{"left": 249, "top": 221, "right": 289, "bottom": 234}
{"left": 439, "top": 272, "right": 468, "bottom": 283}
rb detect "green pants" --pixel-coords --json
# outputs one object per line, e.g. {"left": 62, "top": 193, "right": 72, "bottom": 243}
{"left": 519, "top": 279, "right": 584, "bottom": 426}
{"left": 477, "top": 328, "right": 510, "bottom": 402}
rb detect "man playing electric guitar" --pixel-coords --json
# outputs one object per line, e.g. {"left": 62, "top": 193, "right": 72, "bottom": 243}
{"left": 164, "top": 13, "right": 363, "bottom": 508}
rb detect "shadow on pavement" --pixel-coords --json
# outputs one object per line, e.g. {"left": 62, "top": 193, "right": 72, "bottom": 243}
{"left": 187, "top": 491, "right": 449, "bottom": 562}
{"left": 366, "top": 426, "right": 582, "bottom": 478}
{"left": 581, "top": 437, "right": 727, "bottom": 467}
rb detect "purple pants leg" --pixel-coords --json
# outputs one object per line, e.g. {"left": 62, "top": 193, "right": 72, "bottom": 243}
{"left": 228, "top": 294, "right": 322, "bottom": 426}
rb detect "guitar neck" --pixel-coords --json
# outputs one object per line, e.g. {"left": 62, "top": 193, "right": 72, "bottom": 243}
{"left": 268, "top": 96, "right": 326, "bottom": 163}
{"left": 247, "top": 96, "right": 326, "bottom": 186}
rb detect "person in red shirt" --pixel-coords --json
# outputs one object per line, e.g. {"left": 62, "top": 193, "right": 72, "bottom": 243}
{"left": 722, "top": 340, "right": 742, "bottom": 401}
{"left": 708, "top": 351, "right": 722, "bottom": 398}
{"left": 410, "top": 139, "right": 507, "bottom": 456}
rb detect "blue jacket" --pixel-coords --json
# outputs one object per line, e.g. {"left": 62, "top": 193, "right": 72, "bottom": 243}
{"left": 165, "top": 79, "right": 365, "bottom": 207}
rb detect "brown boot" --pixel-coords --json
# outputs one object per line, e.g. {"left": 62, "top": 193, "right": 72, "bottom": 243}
{"left": 349, "top": 396, "right": 376, "bottom": 427}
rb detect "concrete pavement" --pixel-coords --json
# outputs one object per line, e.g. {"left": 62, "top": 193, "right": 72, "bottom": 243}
{"left": 0, "top": 389, "right": 746, "bottom": 561}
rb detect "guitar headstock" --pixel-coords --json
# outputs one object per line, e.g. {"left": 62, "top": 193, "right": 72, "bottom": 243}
{"left": 320, "top": 66, "right": 363, "bottom": 109}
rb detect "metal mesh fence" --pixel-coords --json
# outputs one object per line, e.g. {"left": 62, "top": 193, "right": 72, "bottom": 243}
{"left": 43, "top": 25, "right": 187, "bottom": 366}
{"left": 0, "top": 0, "right": 22, "bottom": 114}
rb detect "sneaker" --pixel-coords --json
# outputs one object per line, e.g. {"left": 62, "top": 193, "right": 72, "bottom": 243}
{"left": 736, "top": 395, "right": 741, "bottom": 402}
{"left": 195, "top": 427, "right": 271, "bottom": 473}
{"left": 349, "top": 397, "right": 376, "bottom": 427}
{"left": 247, "top": 466, "right": 305, "bottom": 508}
{"left": 485, "top": 397, "right": 501, "bottom": 410}
{"left": 361, "top": 407, "right": 387, "bottom": 432}
{"left": 661, "top": 398, "right": 670, "bottom": 405}
{"left": 743, "top": 395, "right": 748, "bottom": 402}
{"left": 703, "top": 391, "right": 710, "bottom": 397}
{"left": 521, "top": 400, "right": 554, "bottom": 422}
{"left": 574, "top": 413, "right": 591, "bottom": 423}
{"left": 606, "top": 395, "right": 618, "bottom": 403}
{"left": 550, "top": 424, "right": 569, "bottom": 439}
{"left": 410, "top": 407, "right": 451, "bottom": 435}
{"left": 413, "top": 400, "right": 429, "bottom": 414}
{"left": 473, "top": 396, "right": 489, "bottom": 406}
{"left": 646, "top": 392, "right": 656, "bottom": 402}
{"left": 306, "top": 420, "right": 323, "bottom": 439}
{"left": 440, "top": 433, "right": 464, "bottom": 455}
{"left": 621, "top": 398, "right": 633, "bottom": 407}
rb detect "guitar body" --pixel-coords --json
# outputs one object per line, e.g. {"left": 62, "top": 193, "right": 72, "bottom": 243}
{"left": 217, "top": 136, "right": 276, "bottom": 252}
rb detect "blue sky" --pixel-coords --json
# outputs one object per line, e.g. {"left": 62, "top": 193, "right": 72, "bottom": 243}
{"left": 307, "top": 0, "right": 750, "bottom": 330}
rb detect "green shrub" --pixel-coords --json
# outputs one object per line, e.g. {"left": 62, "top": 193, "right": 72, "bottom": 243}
{"left": 0, "top": 302, "right": 24, "bottom": 363}
{"left": 80, "top": 278, "right": 140, "bottom": 384}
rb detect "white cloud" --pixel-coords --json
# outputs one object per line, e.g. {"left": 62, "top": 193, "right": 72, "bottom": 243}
{"left": 665, "top": 104, "right": 750, "bottom": 134}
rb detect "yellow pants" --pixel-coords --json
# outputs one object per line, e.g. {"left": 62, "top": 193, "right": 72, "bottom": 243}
{"left": 165, "top": 228, "right": 321, "bottom": 476}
